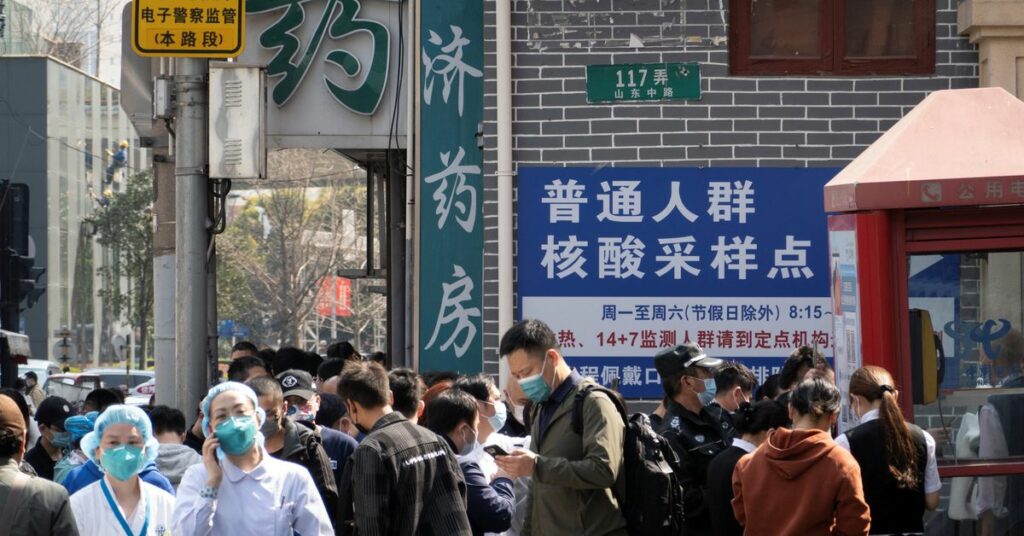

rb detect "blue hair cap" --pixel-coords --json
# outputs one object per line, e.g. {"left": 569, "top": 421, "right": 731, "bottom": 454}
{"left": 201, "top": 381, "right": 265, "bottom": 435}
{"left": 80, "top": 405, "right": 159, "bottom": 468}
{"left": 64, "top": 411, "right": 99, "bottom": 442}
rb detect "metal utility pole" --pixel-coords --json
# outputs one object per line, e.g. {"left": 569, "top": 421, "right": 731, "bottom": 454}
{"left": 172, "top": 58, "right": 209, "bottom": 416}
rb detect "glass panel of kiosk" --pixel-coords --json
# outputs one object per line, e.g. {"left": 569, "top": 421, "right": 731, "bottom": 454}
{"left": 908, "top": 251, "right": 1024, "bottom": 535}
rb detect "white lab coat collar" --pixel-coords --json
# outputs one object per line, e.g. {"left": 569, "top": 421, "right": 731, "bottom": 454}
{"left": 222, "top": 446, "right": 271, "bottom": 484}
{"left": 732, "top": 438, "right": 758, "bottom": 453}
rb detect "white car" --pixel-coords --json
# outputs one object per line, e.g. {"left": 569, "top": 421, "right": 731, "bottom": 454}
{"left": 125, "top": 378, "right": 156, "bottom": 406}
{"left": 84, "top": 368, "right": 155, "bottom": 400}
{"left": 19, "top": 359, "right": 62, "bottom": 384}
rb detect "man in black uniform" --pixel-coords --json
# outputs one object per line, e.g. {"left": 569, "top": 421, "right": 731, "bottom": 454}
{"left": 655, "top": 343, "right": 730, "bottom": 536}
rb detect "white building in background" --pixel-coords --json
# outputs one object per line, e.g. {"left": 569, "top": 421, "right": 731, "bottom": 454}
{"left": 1, "top": 0, "right": 123, "bottom": 86}
{"left": 0, "top": 56, "right": 147, "bottom": 363}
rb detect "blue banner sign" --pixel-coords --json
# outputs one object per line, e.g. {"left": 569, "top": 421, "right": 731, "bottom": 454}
{"left": 517, "top": 167, "right": 837, "bottom": 398}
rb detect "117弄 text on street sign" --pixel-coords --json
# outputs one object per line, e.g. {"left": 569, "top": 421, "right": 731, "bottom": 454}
{"left": 132, "top": 0, "right": 244, "bottom": 58}
{"left": 586, "top": 63, "right": 701, "bottom": 104}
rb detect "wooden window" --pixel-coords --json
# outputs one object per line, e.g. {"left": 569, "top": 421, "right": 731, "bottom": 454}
{"left": 729, "top": 0, "right": 935, "bottom": 75}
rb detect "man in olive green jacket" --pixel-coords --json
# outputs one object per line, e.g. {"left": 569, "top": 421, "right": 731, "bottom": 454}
{"left": 495, "top": 319, "right": 627, "bottom": 536}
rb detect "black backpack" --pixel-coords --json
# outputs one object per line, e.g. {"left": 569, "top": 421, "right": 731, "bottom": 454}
{"left": 571, "top": 384, "right": 686, "bottom": 536}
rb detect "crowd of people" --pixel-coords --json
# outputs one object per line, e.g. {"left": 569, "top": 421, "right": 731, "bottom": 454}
{"left": 0, "top": 320, "right": 945, "bottom": 535}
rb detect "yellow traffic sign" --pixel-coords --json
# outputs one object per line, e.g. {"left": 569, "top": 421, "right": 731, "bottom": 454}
{"left": 132, "top": 0, "right": 244, "bottom": 57}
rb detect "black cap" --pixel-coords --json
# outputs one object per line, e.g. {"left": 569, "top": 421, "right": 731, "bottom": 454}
{"left": 277, "top": 369, "right": 316, "bottom": 400}
{"left": 654, "top": 343, "right": 724, "bottom": 378}
{"left": 35, "top": 396, "right": 76, "bottom": 429}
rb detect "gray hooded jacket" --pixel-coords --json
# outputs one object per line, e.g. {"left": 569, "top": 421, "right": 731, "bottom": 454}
{"left": 156, "top": 443, "right": 202, "bottom": 489}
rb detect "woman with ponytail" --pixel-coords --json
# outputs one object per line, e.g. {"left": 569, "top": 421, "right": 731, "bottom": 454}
{"left": 838, "top": 366, "right": 940, "bottom": 535}
{"left": 706, "top": 400, "right": 789, "bottom": 536}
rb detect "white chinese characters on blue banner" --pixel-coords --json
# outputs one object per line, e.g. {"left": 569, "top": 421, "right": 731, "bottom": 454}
{"left": 518, "top": 167, "right": 838, "bottom": 398}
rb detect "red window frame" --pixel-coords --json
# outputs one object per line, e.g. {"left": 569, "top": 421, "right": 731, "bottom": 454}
{"left": 729, "top": 0, "right": 936, "bottom": 76}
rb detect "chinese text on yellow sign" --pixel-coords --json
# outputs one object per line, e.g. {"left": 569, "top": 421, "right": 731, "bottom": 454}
{"left": 132, "top": 0, "right": 244, "bottom": 57}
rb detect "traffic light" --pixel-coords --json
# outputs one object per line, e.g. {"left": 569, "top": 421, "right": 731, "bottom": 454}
{"left": 0, "top": 180, "right": 45, "bottom": 313}
{"left": 7, "top": 254, "right": 45, "bottom": 309}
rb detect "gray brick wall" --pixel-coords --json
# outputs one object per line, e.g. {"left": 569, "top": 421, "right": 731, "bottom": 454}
{"left": 478, "top": 0, "right": 979, "bottom": 375}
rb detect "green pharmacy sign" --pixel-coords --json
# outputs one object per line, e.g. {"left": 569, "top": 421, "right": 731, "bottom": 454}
{"left": 586, "top": 62, "right": 701, "bottom": 104}
{"left": 418, "top": 0, "right": 484, "bottom": 374}
{"left": 240, "top": 0, "right": 406, "bottom": 149}
{"left": 247, "top": 0, "right": 390, "bottom": 115}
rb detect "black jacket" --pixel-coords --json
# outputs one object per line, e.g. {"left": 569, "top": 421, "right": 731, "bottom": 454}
{"left": 706, "top": 403, "right": 736, "bottom": 439}
{"left": 705, "top": 445, "right": 749, "bottom": 536}
{"left": 23, "top": 443, "right": 56, "bottom": 481}
{"left": 270, "top": 418, "right": 339, "bottom": 527}
{"left": 340, "top": 412, "right": 471, "bottom": 536}
{"left": 656, "top": 400, "right": 731, "bottom": 536}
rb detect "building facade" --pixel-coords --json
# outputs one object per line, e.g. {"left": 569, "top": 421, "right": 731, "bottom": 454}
{"left": 0, "top": 56, "right": 147, "bottom": 362}
{"left": 476, "top": 0, "right": 979, "bottom": 375}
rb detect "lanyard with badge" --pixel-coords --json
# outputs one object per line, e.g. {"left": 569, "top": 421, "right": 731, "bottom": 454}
{"left": 100, "top": 478, "right": 150, "bottom": 536}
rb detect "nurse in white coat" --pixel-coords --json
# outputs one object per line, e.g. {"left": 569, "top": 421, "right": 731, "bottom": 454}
{"left": 172, "top": 381, "right": 333, "bottom": 536}
{"left": 70, "top": 405, "right": 177, "bottom": 536}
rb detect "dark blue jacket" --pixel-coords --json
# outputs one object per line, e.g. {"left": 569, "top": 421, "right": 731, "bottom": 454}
{"left": 460, "top": 459, "right": 515, "bottom": 536}
{"left": 319, "top": 425, "right": 358, "bottom": 486}
{"left": 62, "top": 459, "right": 175, "bottom": 496}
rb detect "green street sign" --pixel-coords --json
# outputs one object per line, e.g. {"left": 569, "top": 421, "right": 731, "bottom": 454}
{"left": 586, "top": 62, "right": 701, "bottom": 104}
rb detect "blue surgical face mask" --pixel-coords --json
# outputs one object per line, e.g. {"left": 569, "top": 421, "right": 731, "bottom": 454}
{"left": 488, "top": 401, "right": 508, "bottom": 432}
{"left": 518, "top": 357, "right": 552, "bottom": 403}
{"left": 459, "top": 426, "right": 479, "bottom": 457}
{"left": 51, "top": 430, "right": 74, "bottom": 449}
{"left": 215, "top": 415, "right": 258, "bottom": 456}
{"left": 699, "top": 377, "right": 717, "bottom": 406}
{"left": 100, "top": 445, "right": 147, "bottom": 481}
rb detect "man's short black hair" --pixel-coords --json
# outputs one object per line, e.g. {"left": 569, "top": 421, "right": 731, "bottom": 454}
{"left": 756, "top": 373, "right": 783, "bottom": 401}
{"left": 303, "top": 351, "right": 324, "bottom": 378}
{"left": 273, "top": 347, "right": 307, "bottom": 376}
{"left": 424, "top": 389, "right": 478, "bottom": 436}
{"left": 85, "top": 388, "right": 124, "bottom": 412}
{"left": 714, "top": 362, "right": 757, "bottom": 393}
{"left": 452, "top": 373, "right": 496, "bottom": 403}
{"left": 499, "top": 319, "right": 559, "bottom": 358}
{"left": 24, "top": 371, "right": 38, "bottom": 381}
{"left": 227, "top": 355, "right": 268, "bottom": 382}
{"left": 780, "top": 346, "right": 822, "bottom": 390}
{"left": 318, "top": 359, "right": 346, "bottom": 382}
{"left": 231, "top": 341, "right": 259, "bottom": 355}
{"left": 316, "top": 393, "right": 346, "bottom": 428}
{"left": 421, "top": 370, "right": 460, "bottom": 388}
{"left": 149, "top": 405, "right": 187, "bottom": 436}
{"left": 246, "top": 376, "right": 284, "bottom": 404}
{"left": 0, "top": 429, "right": 23, "bottom": 458}
{"left": 338, "top": 361, "right": 390, "bottom": 409}
{"left": 326, "top": 341, "right": 361, "bottom": 361}
{"left": 258, "top": 348, "right": 277, "bottom": 367}
{"left": 388, "top": 369, "right": 424, "bottom": 420}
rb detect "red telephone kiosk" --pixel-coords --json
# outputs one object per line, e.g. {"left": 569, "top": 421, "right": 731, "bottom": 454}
{"left": 825, "top": 87, "right": 1024, "bottom": 533}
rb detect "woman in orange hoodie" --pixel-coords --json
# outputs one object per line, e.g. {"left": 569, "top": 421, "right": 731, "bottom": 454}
{"left": 731, "top": 378, "right": 870, "bottom": 536}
